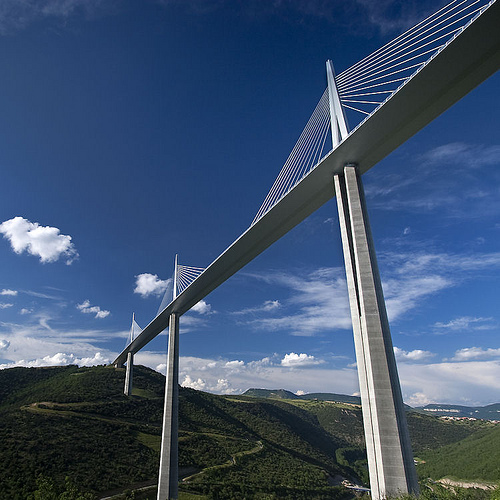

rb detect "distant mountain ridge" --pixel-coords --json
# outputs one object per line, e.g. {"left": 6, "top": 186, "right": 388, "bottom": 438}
{"left": 242, "top": 388, "right": 500, "bottom": 421}
{"left": 242, "top": 388, "right": 361, "bottom": 405}
{"left": 414, "top": 403, "right": 500, "bottom": 420}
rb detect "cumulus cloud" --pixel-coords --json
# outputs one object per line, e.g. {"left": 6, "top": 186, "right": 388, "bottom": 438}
{"left": 0, "top": 303, "right": 13, "bottom": 309}
{"left": 181, "top": 374, "right": 207, "bottom": 391}
{"left": 76, "top": 300, "right": 110, "bottom": 319}
{"left": 0, "top": 351, "right": 110, "bottom": 370}
{"left": 451, "top": 347, "right": 500, "bottom": 361}
{"left": 134, "top": 273, "right": 171, "bottom": 297}
{"left": 225, "top": 360, "right": 245, "bottom": 371}
{"left": 136, "top": 351, "right": 500, "bottom": 406}
{"left": 20, "top": 308, "right": 33, "bottom": 315}
{"left": 191, "top": 300, "right": 212, "bottom": 314}
{"left": 0, "top": 217, "right": 78, "bottom": 264}
{"left": 394, "top": 346, "right": 435, "bottom": 362}
{"left": 1, "top": 289, "right": 17, "bottom": 296}
{"left": 174, "top": 354, "right": 356, "bottom": 395}
{"left": 281, "top": 352, "right": 323, "bottom": 367}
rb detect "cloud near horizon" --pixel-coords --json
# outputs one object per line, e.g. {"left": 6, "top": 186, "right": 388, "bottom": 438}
{"left": 0, "top": 216, "right": 78, "bottom": 264}
{"left": 0, "top": 351, "right": 110, "bottom": 370}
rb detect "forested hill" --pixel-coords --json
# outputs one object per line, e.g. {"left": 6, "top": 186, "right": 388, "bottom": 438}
{"left": 0, "top": 365, "right": 499, "bottom": 500}
{"left": 242, "top": 388, "right": 361, "bottom": 404}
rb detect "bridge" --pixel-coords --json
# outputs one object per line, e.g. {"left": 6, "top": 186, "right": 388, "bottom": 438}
{"left": 113, "top": 1, "right": 500, "bottom": 498}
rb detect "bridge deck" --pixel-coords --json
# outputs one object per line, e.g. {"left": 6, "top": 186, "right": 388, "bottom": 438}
{"left": 113, "top": 0, "right": 500, "bottom": 367}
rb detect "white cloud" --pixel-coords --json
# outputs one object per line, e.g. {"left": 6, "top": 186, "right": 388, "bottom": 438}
{"left": 0, "top": 303, "right": 13, "bottom": 309}
{"left": 399, "top": 360, "right": 500, "bottom": 406}
{"left": 384, "top": 275, "right": 451, "bottom": 322}
{"left": 434, "top": 316, "right": 495, "bottom": 333}
{"left": 225, "top": 360, "right": 245, "bottom": 372}
{"left": 0, "top": 339, "right": 10, "bottom": 351}
{"left": 451, "top": 347, "right": 500, "bottom": 361}
{"left": 175, "top": 354, "right": 358, "bottom": 396}
{"left": 0, "top": 351, "right": 110, "bottom": 369}
{"left": 240, "top": 262, "right": 455, "bottom": 336}
{"left": 406, "top": 392, "right": 434, "bottom": 407}
{"left": 20, "top": 308, "right": 33, "bottom": 315}
{"left": 281, "top": 352, "right": 323, "bottom": 367}
{"left": 179, "top": 315, "right": 208, "bottom": 332}
{"left": 0, "top": 289, "right": 17, "bottom": 296}
{"left": 112, "top": 351, "right": 500, "bottom": 406}
{"left": 181, "top": 375, "right": 207, "bottom": 391}
{"left": 156, "top": 363, "right": 167, "bottom": 374}
{"left": 134, "top": 273, "right": 171, "bottom": 297}
{"left": 422, "top": 143, "right": 500, "bottom": 168}
{"left": 392, "top": 252, "right": 500, "bottom": 275}
{"left": 354, "top": 0, "right": 437, "bottom": 34}
{"left": 77, "top": 300, "right": 110, "bottom": 319}
{"left": 191, "top": 300, "right": 212, "bottom": 314}
{"left": 0, "top": 217, "right": 78, "bottom": 264}
{"left": 365, "top": 143, "right": 500, "bottom": 217}
{"left": 232, "top": 299, "right": 281, "bottom": 315}
{"left": 393, "top": 346, "right": 435, "bottom": 362}
{"left": 244, "top": 268, "right": 352, "bottom": 336}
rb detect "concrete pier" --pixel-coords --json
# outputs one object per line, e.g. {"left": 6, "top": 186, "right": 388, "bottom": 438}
{"left": 157, "top": 313, "right": 179, "bottom": 500}
{"left": 334, "top": 165, "right": 419, "bottom": 499}
{"left": 124, "top": 352, "right": 133, "bottom": 396}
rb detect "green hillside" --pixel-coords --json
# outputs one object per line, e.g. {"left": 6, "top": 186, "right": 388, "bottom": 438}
{"left": 418, "top": 425, "right": 500, "bottom": 482}
{"left": 0, "top": 365, "right": 498, "bottom": 499}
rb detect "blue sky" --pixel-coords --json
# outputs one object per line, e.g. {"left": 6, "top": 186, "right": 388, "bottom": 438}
{"left": 0, "top": 0, "right": 499, "bottom": 407}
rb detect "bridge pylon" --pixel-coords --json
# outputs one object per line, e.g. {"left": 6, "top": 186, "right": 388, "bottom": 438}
{"left": 328, "top": 60, "right": 419, "bottom": 499}
{"left": 124, "top": 351, "right": 133, "bottom": 396}
{"left": 158, "top": 256, "right": 180, "bottom": 500}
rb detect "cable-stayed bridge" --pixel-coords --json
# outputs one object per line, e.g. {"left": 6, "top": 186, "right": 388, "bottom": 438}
{"left": 113, "top": 1, "right": 500, "bottom": 498}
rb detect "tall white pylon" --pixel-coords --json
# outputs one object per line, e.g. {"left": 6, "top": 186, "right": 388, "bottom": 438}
{"left": 157, "top": 255, "right": 180, "bottom": 500}
{"left": 328, "top": 61, "right": 419, "bottom": 499}
{"left": 326, "top": 60, "right": 349, "bottom": 147}
{"left": 124, "top": 313, "right": 136, "bottom": 396}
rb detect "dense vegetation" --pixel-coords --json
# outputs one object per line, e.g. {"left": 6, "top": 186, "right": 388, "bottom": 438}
{"left": 0, "top": 365, "right": 499, "bottom": 499}
{"left": 418, "top": 426, "right": 500, "bottom": 482}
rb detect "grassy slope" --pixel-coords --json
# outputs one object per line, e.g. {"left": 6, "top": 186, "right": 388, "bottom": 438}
{"left": 0, "top": 365, "right": 498, "bottom": 499}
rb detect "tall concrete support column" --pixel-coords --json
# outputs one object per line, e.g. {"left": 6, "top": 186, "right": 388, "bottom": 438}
{"left": 157, "top": 313, "right": 179, "bottom": 500}
{"left": 124, "top": 352, "right": 134, "bottom": 396}
{"left": 334, "top": 165, "right": 419, "bottom": 499}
